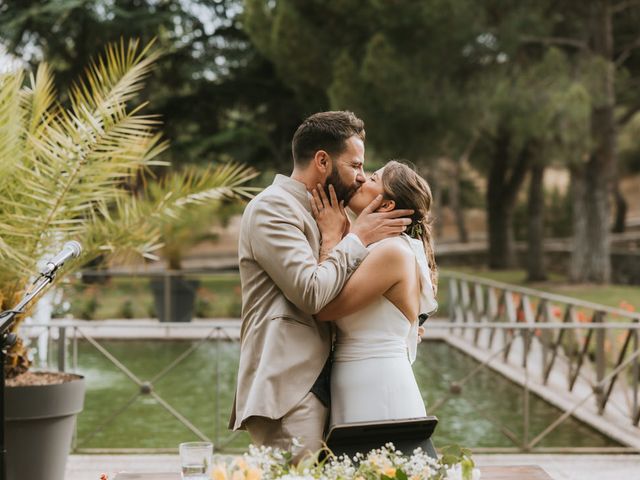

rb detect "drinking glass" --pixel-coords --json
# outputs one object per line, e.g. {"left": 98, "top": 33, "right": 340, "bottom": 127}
{"left": 179, "top": 442, "right": 213, "bottom": 480}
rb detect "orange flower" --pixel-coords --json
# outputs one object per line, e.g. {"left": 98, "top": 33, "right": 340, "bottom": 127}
{"left": 246, "top": 468, "right": 261, "bottom": 480}
{"left": 619, "top": 301, "right": 635, "bottom": 312}
{"left": 212, "top": 466, "right": 227, "bottom": 480}
{"left": 233, "top": 458, "right": 248, "bottom": 471}
{"left": 232, "top": 470, "right": 244, "bottom": 480}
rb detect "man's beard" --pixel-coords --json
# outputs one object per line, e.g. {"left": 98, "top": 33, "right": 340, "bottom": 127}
{"left": 325, "top": 168, "right": 359, "bottom": 204}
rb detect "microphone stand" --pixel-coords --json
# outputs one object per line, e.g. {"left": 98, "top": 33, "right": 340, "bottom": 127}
{"left": 0, "top": 270, "right": 58, "bottom": 480}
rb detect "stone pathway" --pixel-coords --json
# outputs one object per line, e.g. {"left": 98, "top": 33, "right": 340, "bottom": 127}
{"left": 65, "top": 454, "right": 640, "bottom": 480}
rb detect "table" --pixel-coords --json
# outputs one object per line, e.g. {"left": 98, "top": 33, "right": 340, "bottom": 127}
{"left": 479, "top": 466, "right": 553, "bottom": 479}
{"left": 114, "top": 474, "right": 179, "bottom": 479}
{"left": 113, "top": 466, "right": 554, "bottom": 480}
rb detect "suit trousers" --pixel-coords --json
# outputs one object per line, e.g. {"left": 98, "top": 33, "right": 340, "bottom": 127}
{"left": 244, "top": 391, "right": 328, "bottom": 462}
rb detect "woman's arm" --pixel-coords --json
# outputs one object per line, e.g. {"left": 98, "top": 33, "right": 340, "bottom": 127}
{"left": 315, "top": 240, "right": 412, "bottom": 321}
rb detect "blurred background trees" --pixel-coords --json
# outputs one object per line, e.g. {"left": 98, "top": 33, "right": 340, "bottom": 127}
{"left": 2, "top": 0, "right": 640, "bottom": 286}
{"left": 0, "top": 0, "right": 303, "bottom": 171}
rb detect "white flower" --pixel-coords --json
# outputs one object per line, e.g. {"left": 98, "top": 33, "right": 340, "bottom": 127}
{"left": 444, "top": 464, "right": 481, "bottom": 480}
{"left": 445, "top": 464, "right": 463, "bottom": 480}
{"left": 237, "top": 441, "right": 478, "bottom": 480}
{"left": 277, "top": 475, "right": 315, "bottom": 480}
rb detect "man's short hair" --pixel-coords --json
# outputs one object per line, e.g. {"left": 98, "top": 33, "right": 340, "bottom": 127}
{"left": 292, "top": 111, "right": 365, "bottom": 167}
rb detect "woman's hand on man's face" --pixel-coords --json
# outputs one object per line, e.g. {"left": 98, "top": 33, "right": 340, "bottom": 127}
{"left": 311, "top": 183, "right": 348, "bottom": 249}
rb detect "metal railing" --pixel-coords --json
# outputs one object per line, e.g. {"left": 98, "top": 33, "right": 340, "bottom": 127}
{"left": 18, "top": 268, "right": 640, "bottom": 454}
{"left": 22, "top": 317, "right": 640, "bottom": 454}
{"left": 441, "top": 270, "right": 640, "bottom": 452}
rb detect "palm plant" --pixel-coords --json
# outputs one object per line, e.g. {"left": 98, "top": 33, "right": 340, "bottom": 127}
{"left": 148, "top": 163, "right": 257, "bottom": 270}
{"left": 0, "top": 39, "right": 258, "bottom": 378}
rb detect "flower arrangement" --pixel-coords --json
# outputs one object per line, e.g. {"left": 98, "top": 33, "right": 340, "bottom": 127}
{"left": 211, "top": 444, "right": 479, "bottom": 480}
{"left": 99, "top": 443, "right": 480, "bottom": 480}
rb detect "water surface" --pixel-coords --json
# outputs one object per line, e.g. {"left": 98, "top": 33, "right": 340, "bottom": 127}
{"left": 70, "top": 340, "right": 619, "bottom": 451}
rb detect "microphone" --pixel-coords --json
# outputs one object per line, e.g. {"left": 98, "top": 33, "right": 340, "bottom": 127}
{"left": 40, "top": 241, "right": 82, "bottom": 276}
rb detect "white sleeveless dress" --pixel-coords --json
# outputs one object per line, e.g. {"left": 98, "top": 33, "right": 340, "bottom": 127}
{"left": 330, "top": 234, "right": 438, "bottom": 426}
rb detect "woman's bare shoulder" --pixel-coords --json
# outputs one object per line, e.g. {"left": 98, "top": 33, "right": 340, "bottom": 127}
{"left": 368, "top": 236, "right": 414, "bottom": 263}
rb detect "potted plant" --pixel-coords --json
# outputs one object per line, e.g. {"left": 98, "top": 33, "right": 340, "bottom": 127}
{"left": 0, "top": 39, "right": 257, "bottom": 480}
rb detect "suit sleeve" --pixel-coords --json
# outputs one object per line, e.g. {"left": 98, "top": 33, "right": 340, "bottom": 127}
{"left": 249, "top": 193, "right": 368, "bottom": 315}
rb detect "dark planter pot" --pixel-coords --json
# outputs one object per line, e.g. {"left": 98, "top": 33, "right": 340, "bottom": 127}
{"left": 150, "top": 277, "right": 199, "bottom": 322}
{"left": 6, "top": 373, "right": 85, "bottom": 480}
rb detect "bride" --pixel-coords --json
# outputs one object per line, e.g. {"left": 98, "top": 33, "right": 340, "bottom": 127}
{"left": 311, "top": 160, "right": 438, "bottom": 455}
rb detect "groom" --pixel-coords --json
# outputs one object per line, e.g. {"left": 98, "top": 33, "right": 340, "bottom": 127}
{"left": 228, "top": 111, "right": 414, "bottom": 459}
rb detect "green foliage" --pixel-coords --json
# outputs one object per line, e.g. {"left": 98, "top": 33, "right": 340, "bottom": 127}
{"left": 516, "top": 0, "right": 640, "bottom": 282}
{"left": 194, "top": 297, "right": 214, "bottom": 318}
{"left": 146, "top": 300, "right": 157, "bottom": 319}
{"left": 441, "top": 175, "right": 484, "bottom": 209}
{"left": 439, "top": 444, "right": 475, "bottom": 479}
{"left": 0, "top": 39, "right": 166, "bottom": 289}
{"left": 472, "top": 47, "right": 591, "bottom": 173}
{"left": 0, "top": 39, "right": 258, "bottom": 376}
{"left": 72, "top": 289, "right": 100, "bottom": 321}
{"left": 225, "top": 295, "right": 243, "bottom": 318}
{"left": 513, "top": 186, "right": 573, "bottom": 241}
{"left": 0, "top": 0, "right": 304, "bottom": 170}
{"left": 119, "top": 299, "right": 135, "bottom": 319}
{"left": 460, "top": 176, "right": 484, "bottom": 209}
{"left": 618, "top": 112, "right": 640, "bottom": 174}
{"left": 145, "top": 163, "right": 259, "bottom": 269}
{"left": 54, "top": 275, "right": 242, "bottom": 320}
{"left": 546, "top": 188, "right": 573, "bottom": 238}
{"left": 244, "top": 0, "right": 485, "bottom": 164}
{"left": 512, "top": 201, "right": 528, "bottom": 242}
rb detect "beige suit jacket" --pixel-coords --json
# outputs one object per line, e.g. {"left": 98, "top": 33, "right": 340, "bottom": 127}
{"left": 229, "top": 174, "right": 368, "bottom": 430}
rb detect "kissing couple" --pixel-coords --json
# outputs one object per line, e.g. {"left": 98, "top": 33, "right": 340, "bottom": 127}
{"left": 229, "top": 111, "right": 438, "bottom": 461}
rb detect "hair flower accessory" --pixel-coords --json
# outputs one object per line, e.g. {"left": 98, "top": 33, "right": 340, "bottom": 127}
{"left": 407, "top": 220, "right": 424, "bottom": 239}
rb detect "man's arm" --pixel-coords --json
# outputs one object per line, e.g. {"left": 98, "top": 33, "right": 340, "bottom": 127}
{"left": 250, "top": 194, "right": 368, "bottom": 315}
